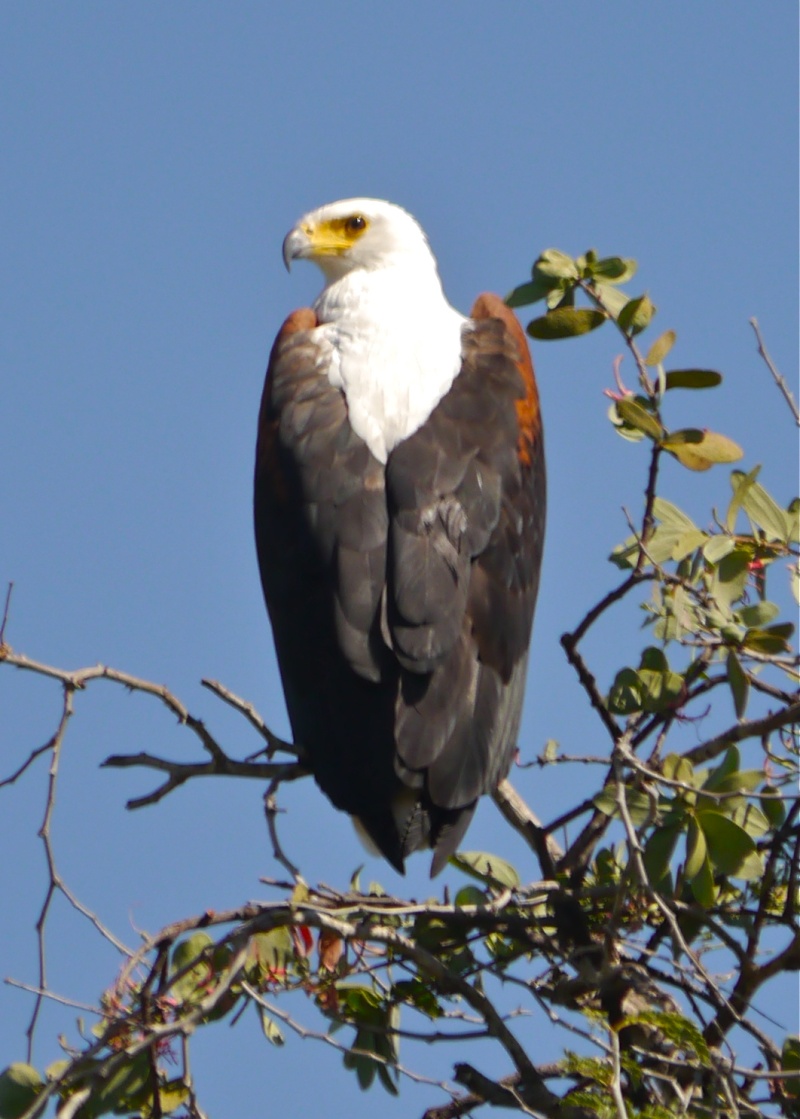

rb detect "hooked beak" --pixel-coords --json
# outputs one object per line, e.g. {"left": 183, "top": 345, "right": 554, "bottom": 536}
{"left": 282, "top": 226, "right": 311, "bottom": 272}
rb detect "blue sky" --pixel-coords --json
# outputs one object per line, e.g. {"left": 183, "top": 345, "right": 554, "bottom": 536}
{"left": 1, "top": 4, "right": 797, "bottom": 1115}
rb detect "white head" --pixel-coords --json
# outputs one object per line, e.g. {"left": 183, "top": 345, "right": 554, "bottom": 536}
{"left": 282, "top": 198, "right": 439, "bottom": 283}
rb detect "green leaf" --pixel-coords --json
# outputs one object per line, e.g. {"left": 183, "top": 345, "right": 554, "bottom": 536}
{"left": 788, "top": 497, "right": 800, "bottom": 544}
{"left": 172, "top": 931, "right": 213, "bottom": 971}
{"left": 782, "top": 1036, "right": 800, "bottom": 1098}
{"left": 506, "top": 275, "right": 558, "bottom": 308}
{"left": 636, "top": 650, "right": 684, "bottom": 712}
{"left": 739, "top": 479, "right": 793, "bottom": 541}
{"left": 702, "top": 535, "right": 735, "bottom": 564}
{"left": 697, "top": 811, "right": 763, "bottom": 879}
{"left": 344, "top": 1028, "right": 378, "bottom": 1091}
{"left": 376, "top": 1059, "right": 400, "bottom": 1097}
{"left": 44, "top": 1060, "right": 69, "bottom": 1083}
{"left": 664, "top": 369, "right": 722, "bottom": 390}
{"left": 91, "top": 1052, "right": 151, "bottom": 1115}
{"left": 662, "top": 429, "right": 744, "bottom": 471}
{"left": 736, "top": 601, "right": 780, "bottom": 628}
{"left": 760, "top": 786, "right": 786, "bottom": 828}
{"left": 685, "top": 817, "right": 707, "bottom": 880}
{"left": 455, "top": 885, "right": 489, "bottom": 907}
{"left": 535, "top": 248, "right": 579, "bottom": 279}
{"left": 592, "top": 785, "right": 651, "bottom": 826}
{"left": 609, "top": 534, "right": 639, "bottom": 568}
{"left": 608, "top": 400, "right": 645, "bottom": 442}
{"left": 636, "top": 667, "right": 684, "bottom": 712}
{"left": 726, "top": 466, "right": 761, "bottom": 531}
{"left": 450, "top": 851, "right": 521, "bottom": 889}
{"left": 645, "top": 526, "right": 687, "bottom": 565}
{"left": 616, "top": 398, "right": 664, "bottom": 439}
{"left": 608, "top": 667, "right": 643, "bottom": 714}
{"left": 591, "top": 255, "right": 637, "bottom": 283}
{"left": 643, "top": 825, "right": 680, "bottom": 886}
{"left": 593, "top": 785, "right": 618, "bottom": 817}
{"left": 689, "top": 849, "right": 715, "bottom": 906}
{"left": 640, "top": 646, "right": 668, "bottom": 672}
{"left": 592, "top": 282, "right": 632, "bottom": 317}
{"left": 0, "top": 1064, "right": 44, "bottom": 1119}
{"left": 617, "top": 293, "right": 656, "bottom": 336}
{"left": 171, "top": 931, "right": 214, "bottom": 1000}
{"left": 392, "top": 978, "right": 443, "bottom": 1019}
{"left": 709, "top": 769, "right": 765, "bottom": 795}
{"left": 259, "top": 1006, "right": 285, "bottom": 1046}
{"left": 710, "top": 549, "right": 750, "bottom": 610}
{"left": 248, "top": 928, "right": 293, "bottom": 983}
{"left": 141, "top": 1080, "right": 191, "bottom": 1118}
{"left": 645, "top": 330, "right": 677, "bottom": 366}
{"left": 671, "top": 528, "right": 708, "bottom": 561}
{"left": 702, "top": 746, "right": 741, "bottom": 790}
{"left": 545, "top": 284, "right": 573, "bottom": 310}
{"left": 663, "top": 754, "right": 695, "bottom": 785}
{"left": 726, "top": 651, "right": 749, "bottom": 720}
{"left": 652, "top": 497, "right": 697, "bottom": 533}
{"left": 625, "top": 1010, "right": 711, "bottom": 1066}
{"left": 526, "top": 307, "right": 606, "bottom": 340}
{"left": 742, "top": 622, "right": 795, "bottom": 654}
{"left": 337, "top": 984, "right": 383, "bottom": 1020}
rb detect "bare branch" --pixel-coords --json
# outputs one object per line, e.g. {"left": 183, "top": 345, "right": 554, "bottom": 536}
{"left": 492, "top": 779, "right": 563, "bottom": 877}
{"left": 683, "top": 700, "right": 800, "bottom": 766}
{"left": 0, "top": 581, "right": 13, "bottom": 646}
{"left": 101, "top": 750, "right": 304, "bottom": 810}
{"left": 750, "top": 317, "right": 800, "bottom": 425}
{"left": 201, "top": 677, "right": 295, "bottom": 754}
{"left": 263, "top": 779, "right": 303, "bottom": 882}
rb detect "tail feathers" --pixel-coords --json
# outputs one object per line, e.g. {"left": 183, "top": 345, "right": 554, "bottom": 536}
{"left": 354, "top": 795, "right": 478, "bottom": 878}
{"left": 429, "top": 802, "right": 476, "bottom": 877}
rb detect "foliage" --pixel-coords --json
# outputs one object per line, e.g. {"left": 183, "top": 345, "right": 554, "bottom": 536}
{"left": 2, "top": 248, "right": 799, "bottom": 1118}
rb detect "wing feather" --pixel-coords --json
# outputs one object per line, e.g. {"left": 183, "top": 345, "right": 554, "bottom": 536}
{"left": 254, "top": 294, "right": 545, "bottom": 875}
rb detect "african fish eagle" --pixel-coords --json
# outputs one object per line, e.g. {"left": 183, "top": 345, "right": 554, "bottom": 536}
{"left": 254, "top": 198, "right": 545, "bottom": 875}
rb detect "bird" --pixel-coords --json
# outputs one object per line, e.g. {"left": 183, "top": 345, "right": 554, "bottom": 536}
{"left": 254, "top": 198, "right": 545, "bottom": 875}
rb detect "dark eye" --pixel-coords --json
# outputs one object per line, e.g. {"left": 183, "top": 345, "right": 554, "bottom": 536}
{"left": 345, "top": 215, "right": 367, "bottom": 233}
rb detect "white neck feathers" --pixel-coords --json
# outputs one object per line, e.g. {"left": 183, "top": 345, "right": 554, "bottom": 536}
{"left": 312, "top": 265, "right": 466, "bottom": 463}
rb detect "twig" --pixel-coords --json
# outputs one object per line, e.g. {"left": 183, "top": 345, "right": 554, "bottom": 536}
{"left": 608, "top": 1027, "right": 627, "bottom": 1119}
{"left": 4, "top": 979, "right": 102, "bottom": 1015}
{"left": 560, "top": 631, "right": 622, "bottom": 744}
{"left": 0, "top": 582, "right": 13, "bottom": 646}
{"left": 1, "top": 646, "right": 307, "bottom": 807}
{"left": 26, "top": 684, "right": 71, "bottom": 1060}
{"left": 0, "top": 739, "right": 62, "bottom": 789}
{"left": 612, "top": 751, "right": 741, "bottom": 1032}
{"left": 683, "top": 701, "right": 800, "bottom": 766}
{"left": 750, "top": 317, "right": 799, "bottom": 425}
{"left": 241, "top": 982, "right": 453, "bottom": 1093}
{"left": 102, "top": 751, "right": 304, "bottom": 810}
{"left": 0, "top": 648, "right": 303, "bottom": 771}
{"left": 264, "top": 779, "right": 302, "bottom": 882}
{"left": 201, "top": 678, "right": 295, "bottom": 754}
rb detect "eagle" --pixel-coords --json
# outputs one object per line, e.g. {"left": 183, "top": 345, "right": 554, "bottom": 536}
{"left": 254, "top": 198, "right": 545, "bottom": 875}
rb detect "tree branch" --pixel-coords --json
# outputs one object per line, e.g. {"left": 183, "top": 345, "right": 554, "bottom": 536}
{"left": 750, "top": 317, "right": 800, "bottom": 425}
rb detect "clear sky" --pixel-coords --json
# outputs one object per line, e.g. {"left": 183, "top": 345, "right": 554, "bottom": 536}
{"left": 1, "top": 4, "right": 797, "bottom": 1115}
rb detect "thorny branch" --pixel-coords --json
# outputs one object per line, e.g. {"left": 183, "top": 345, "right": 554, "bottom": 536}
{"left": 0, "top": 645, "right": 306, "bottom": 810}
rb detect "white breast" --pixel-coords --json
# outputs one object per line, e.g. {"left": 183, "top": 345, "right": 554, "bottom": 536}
{"left": 312, "top": 267, "right": 466, "bottom": 464}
